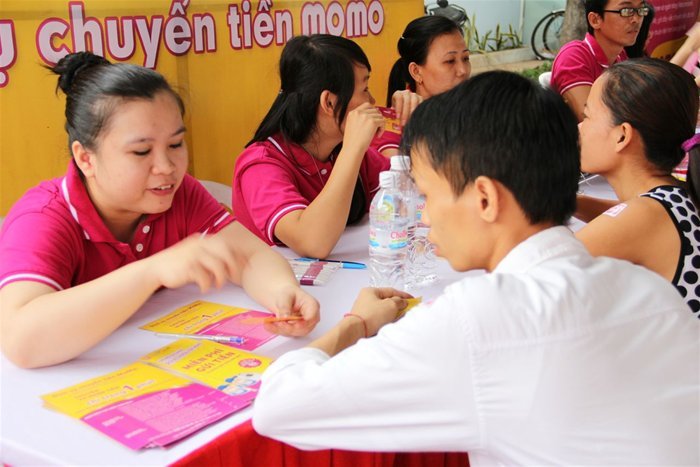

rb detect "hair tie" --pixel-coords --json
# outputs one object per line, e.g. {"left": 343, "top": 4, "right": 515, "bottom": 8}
{"left": 682, "top": 133, "right": 700, "bottom": 152}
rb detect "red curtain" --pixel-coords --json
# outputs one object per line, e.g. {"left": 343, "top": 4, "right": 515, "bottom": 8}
{"left": 171, "top": 420, "right": 470, "bottom": 467}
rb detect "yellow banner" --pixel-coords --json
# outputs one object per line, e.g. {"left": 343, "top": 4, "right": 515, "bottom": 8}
{"left": 0, "top": 0, "right": 421, "bottom": 214}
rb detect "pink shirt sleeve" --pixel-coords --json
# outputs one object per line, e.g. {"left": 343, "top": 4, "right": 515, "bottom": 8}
{"left": 0, "top": 192, "right": 83, "bottom": 291}
{"left": 235, "top": 160, "right": 308, "bottom": 245}
{"left": 551, "top": 42, "right": 596, "bottom": 95}
{"left": 178, "top": 175, "right": 234, "bottom": 236}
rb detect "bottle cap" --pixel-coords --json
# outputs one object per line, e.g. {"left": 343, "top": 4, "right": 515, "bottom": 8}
{"left": 379, "top": 171, "right": 399, "bottom": 187}
{"left": 390, "top": 155, "right": 411, "bottom": 171}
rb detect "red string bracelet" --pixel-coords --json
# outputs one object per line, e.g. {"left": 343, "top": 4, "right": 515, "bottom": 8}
{"left": 343, "top": 313, "right": 368, "bottom": 338}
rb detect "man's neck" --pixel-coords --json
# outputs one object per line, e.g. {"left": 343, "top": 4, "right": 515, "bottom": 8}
{"left": 485, "top": 221, "right": 556, "bottom": 272}
{"left": 592, "top": 32, "right": 624, "bottom": 65}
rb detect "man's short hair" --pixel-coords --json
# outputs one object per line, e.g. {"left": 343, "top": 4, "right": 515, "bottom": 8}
{"left": 585, "top": 0, "right": 609, "bottom": 34}
{"left": 401, "top": 71, "right": 580, "bottom": 226}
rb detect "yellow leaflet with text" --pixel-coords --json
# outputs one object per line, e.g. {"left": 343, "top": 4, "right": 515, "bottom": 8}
{"left": 140, "top": 338, "right": 272, "bottom": 395}
{"left": 140, "top": 300, "right": 251, "bottom": 334}
{"left": 41, "top": 362, "right": 188, "bottom": 419}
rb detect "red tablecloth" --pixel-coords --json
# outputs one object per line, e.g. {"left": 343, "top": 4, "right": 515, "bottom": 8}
{"left": 171, "top": 420, "right": 470, "bottom": 467}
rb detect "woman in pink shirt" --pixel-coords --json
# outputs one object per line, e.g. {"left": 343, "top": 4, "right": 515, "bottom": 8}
{"left": 0, "top": 52, "right": 319, "bottom": 368}
{"left": 233, "top": 35, "right": 420, "bottom": 258}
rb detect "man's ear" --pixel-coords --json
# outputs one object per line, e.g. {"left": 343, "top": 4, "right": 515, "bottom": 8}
{"left": 72, "top": 141, "right": 96, "bottom": 178}
{"left": 473, "top": 175, "right": 500, "bottom": 223}
{"left": 587, "top": 11, "right": 603, "bottom": 30}
{"left": 319, "top": 90, "right": 336, "bottom": 116}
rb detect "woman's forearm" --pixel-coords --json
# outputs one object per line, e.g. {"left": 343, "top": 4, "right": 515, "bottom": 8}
{"left": 275, "top": 149, "right": 365, "bottom": 258}
{"left": 1, "top": 260, "right": 160, "bottom": 368}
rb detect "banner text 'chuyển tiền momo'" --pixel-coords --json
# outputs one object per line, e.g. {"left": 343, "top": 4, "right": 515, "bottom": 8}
{"left": 0, "top": 0, "right": 422, "bottom": 214}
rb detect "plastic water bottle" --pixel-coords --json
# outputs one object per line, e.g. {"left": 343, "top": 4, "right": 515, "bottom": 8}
{"left": 369, "top": 171, "right": 409, "bottom": 289}
{"left": 390, "top": 155, "right": 417, "bottom": 287}
{"left": 389, "top": 155, "right": 438, "bottom": 288}
{"left": 410, "top": 193, "right": 438, "bottom": 286}
{"left": 390, "top": 155, "right": 416, "bottom": 224}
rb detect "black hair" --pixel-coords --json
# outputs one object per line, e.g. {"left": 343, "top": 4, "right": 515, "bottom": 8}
{"left": 601, "top": 58, "right": 699, "bottom": 204}
{"left": 585, "top": 0, "right": 608, "bottom": 35}
{"left": 624, "top": 2, "right": 655, "bottom": 58}
{"left": 49, "top": 51, "right": 184, "bottom": 152}
{"left": 401, "top": 71, "right": 580, "bottom": 226}
{"left": 248, "top": 34, "right": 370, "bottom": 146}
{"left": 386, "top": 15, "right": 463, "bottom": 106}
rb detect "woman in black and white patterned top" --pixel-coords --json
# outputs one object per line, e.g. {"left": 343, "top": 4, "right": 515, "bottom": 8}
{"left": 575, "top": 58, "right": 700, "bottom": 317}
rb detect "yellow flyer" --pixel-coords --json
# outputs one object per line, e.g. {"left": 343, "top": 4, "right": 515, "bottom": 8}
{"left": 42, "top": 362, "right": 188, "bottom": 419}
{"left": 140, "top": 338, "right": 272, "bottom": 396}
{"left": 41, "top": 361, "right": 245, "bottom": 450}
{"left": 140, "top": 300, "right": 277, "bottom": 351}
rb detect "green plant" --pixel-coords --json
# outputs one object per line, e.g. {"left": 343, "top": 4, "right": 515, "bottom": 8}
{"left": 519, "top": 61, "right": 553, "bottom": 81}
{"left": 464, "top": 13, "right": 523, "bottom": 54}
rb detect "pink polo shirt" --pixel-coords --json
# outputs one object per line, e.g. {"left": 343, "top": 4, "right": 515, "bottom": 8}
{"left": 0, "top": 162, "right": 233, "bottom": 291}
{"left": 551, "top": 33, "right": 628, "bottom": 95}
{"left": 233, "top": 135, "right": 389, "bottom": 245}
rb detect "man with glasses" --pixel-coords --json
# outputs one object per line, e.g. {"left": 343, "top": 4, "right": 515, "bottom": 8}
{"left": 551, "top": 0, "right": 649, "bottom": 121}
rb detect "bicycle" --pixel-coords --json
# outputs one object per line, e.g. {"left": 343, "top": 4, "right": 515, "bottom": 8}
{"left": 531, "top": 9, "right": 564, "bottom": 60}
{"left": 424, "top": 0, "right": 469, "bottom": 29}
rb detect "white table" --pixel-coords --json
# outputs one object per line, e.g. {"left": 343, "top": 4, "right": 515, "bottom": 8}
{"left": 0, "top": 219, "right": 466, "bottom": 466}
{"left": 0, "top": 176, "right": 616, "bottom": 465}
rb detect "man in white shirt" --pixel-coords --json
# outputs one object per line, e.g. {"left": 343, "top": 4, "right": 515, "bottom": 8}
{"left": 253, "top": 71, "right": 699, "bottom": 465}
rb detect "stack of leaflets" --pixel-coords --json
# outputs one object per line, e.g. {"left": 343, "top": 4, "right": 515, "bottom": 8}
{"left": 42, "top": 338, "right": 272, "bottom": 450}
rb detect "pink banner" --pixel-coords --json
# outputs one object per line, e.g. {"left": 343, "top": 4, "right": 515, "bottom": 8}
{"left": 646, "top": 0, "right": 700, "bottom": 59}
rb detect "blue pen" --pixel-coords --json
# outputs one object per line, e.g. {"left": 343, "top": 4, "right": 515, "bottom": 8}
{"left": 295, "top": 257, "right": 367, "bottom": 269}
{"left": 155, "top": 332, "right": 246, "bottom": 345}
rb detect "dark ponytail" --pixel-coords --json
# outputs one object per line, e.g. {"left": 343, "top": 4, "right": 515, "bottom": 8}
{"left": 386, "top": 58, "right": 409, "bottom": 107}
{"left": 49, "top": 52, "right": 183, "bottom": 152}
{"left": 386, "top": 15, "right": 462, "bottom": 105}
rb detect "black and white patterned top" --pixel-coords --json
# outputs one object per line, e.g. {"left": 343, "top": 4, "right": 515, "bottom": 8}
{"left": 641, "top": 185, "right": 700, "bottom": 317}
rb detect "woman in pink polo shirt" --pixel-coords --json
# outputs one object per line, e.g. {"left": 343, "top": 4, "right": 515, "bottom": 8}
{"left": 374, "top": 16, "right": 471, "bottom": 156}
{"left": 0, "top": 52, "right": 319, "bottom": 368}
{"left": 233, "top": 35, "right": 419, "bottom": 258}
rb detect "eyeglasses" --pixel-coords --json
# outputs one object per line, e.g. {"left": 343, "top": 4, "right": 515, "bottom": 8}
{"left": 602, "top": 6, "right": 650, "bottom": 17}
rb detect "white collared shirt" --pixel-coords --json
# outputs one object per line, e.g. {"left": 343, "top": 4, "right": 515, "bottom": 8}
{"left": 254, "top": 227, "right": 699, "bottom": 465}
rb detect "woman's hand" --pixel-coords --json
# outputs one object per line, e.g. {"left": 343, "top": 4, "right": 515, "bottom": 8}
{"left": 342, "top": 102, "right": 385, "bottom": 156}
{"left": 390, "top": 90, "right": 423, "bottom": 126}
{"left": 264, "top": 285, "right": 320, "bottom": 337}
{"left": 348, "top": 287, "right": 412, "bottom": 336}
{"left": 147, "top": 233, "right": 238, "bottom": 292}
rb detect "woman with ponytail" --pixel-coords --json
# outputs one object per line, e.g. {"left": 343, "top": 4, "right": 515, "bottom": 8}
{"left": 576, "top": 58, "right": 700, "bottom": 316}
{"left": 0, "top": 52, "right": 319, "bottom": 368}
{"left": 233, "top": 34, "right": 419, "bottom": 258}
{"left": 373, "top": 15, "right": 469, "bottom": 156}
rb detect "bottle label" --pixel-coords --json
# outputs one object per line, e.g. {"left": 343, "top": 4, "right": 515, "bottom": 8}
{"left": 369, "top": 226, "right": 408, "bottom": 250}
{"left": 375, "top": 195, "right": 397, "bottom": 223}
{"left": 415, "top": 198, "right": 426, "bottom": 227}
